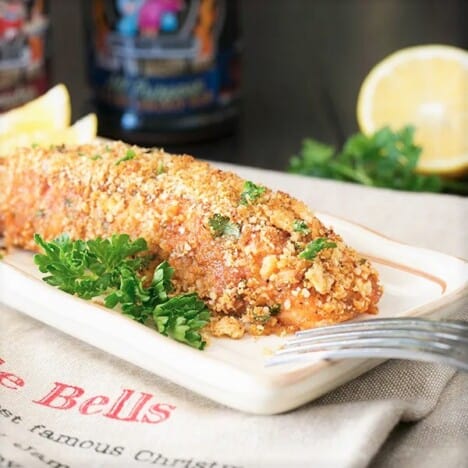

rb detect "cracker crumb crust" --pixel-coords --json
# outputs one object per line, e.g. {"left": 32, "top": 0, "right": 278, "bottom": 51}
{"left": 0, "top": 142, "right": 383, "bottom": 338}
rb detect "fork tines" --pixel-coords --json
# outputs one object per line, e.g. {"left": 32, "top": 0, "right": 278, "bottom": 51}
{"left": 266, "top": 318, "right": 468, "bottom": 371}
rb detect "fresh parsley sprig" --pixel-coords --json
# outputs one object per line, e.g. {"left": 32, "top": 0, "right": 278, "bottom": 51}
{"left": 288, "top": 126, "right": 467, "bottom": 193}
{"left": 208, "top": 214, "right": 240, "bottom": 238}
{"left": 299, "top": 238, "right": 337, "bottom": 260}
{"left": 116, "top": 149, "right": 136, "bottom": 165}
{"left": 154, "top": 293, "right": 210, "bottom": 349}
{"left": 240, "top": 181, "right": 266, "bottom": 205}
{"left": 293, "top": 219, "right": 310, "bottom": 234}
{"left": 34, "top": 234, "right": 210, "bottom": 349}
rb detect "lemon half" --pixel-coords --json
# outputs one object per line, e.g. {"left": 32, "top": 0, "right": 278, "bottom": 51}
{"left": 0, "top": 113, "right": 97, "bottom": 156}
{"left": 357, "top": 45, "right": 468, "bottom": 176}
{"left": 0, "top": 84, "right": 71, "bottom": 136}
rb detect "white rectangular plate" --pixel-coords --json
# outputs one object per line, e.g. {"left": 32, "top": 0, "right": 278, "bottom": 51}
{"left": 1, "top": 213, "right": 467, "bottom": 414}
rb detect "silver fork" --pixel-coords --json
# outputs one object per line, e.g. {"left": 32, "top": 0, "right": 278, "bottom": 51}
{"left": 266, "top": 318, "right": 468, "bottom": 371}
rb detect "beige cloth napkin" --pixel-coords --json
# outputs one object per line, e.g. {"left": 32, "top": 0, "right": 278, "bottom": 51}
{"left": 1, "top": 164, "right": 467, "bottom": 468}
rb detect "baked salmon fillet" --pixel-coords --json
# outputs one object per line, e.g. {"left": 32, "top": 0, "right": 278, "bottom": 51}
{"left": 0, "top": 142, "right": 382, "bottom": 338}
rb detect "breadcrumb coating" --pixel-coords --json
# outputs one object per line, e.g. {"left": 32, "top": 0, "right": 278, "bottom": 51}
{"left": 0, "top": 142, "right": 382, "bottom": 337}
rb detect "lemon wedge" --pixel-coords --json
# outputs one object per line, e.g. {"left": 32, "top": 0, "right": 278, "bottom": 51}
{"left": 0, "top": 113, "right": 97, "bottom": 156}
{"left": 357, "top": 45, "right": 468, "bottom": 176}
{"left": 0, "top": 84, "right": 71, "bottom": 136}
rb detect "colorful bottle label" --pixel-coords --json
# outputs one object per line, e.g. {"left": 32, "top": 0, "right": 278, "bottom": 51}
{"left": 0, "top": 0, "right": 48, "bottom": 112}
{"left": 90, "top": 0, "right": 240, "bottom": 124}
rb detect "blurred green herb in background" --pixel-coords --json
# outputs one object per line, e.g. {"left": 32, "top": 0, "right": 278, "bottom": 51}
{"left": 288, "top": 126, "right": 467, "bottom": 194}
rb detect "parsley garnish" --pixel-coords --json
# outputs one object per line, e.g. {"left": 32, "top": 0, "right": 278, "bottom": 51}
{"left": 154, "top": 294, "right": 210, "bottom": 349}
{"left": 208, "top": 214, "right": 240, "bottom": 238}
{"left": 253, "top": 310, "right": 270, "bottom": 324}
{"left": 240, "top": 181, "right": 266, "bottom": 205}
{"left": 253, "top": 304, "right": 281, "bottom": 323}
{"left": 293, "top": 219, "right": 310, "bottom": 234}
{"left": 269, "top": 304, "right": 281, "bottom": 316}
{"left": 288, "top": 126, "right": 464, "bottom": 193}
{"left": 116, "top": 149, "right": 136, "bottom": 165}
{"left": 91, "top": 154, "right": 102, "bottom": 160}
{"left": 33, "top": 234, "right": 210, "bottom": 349}
{"left": 156, "top": 161, "right": 165, "bottom": 174}
{"left": 299, "top": 238, "right": 337, "bottom": 260}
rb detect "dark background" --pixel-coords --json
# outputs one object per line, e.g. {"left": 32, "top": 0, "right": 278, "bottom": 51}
{"left": 49, "top": 0, "right": 468, "bottom": 170}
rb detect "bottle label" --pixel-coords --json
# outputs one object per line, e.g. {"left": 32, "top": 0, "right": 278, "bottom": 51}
{"left": 91, "top": 0, "right": 240, "bottom": 120}
{"left": 0, "top": 0, "right": 48, "bottom": 112}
